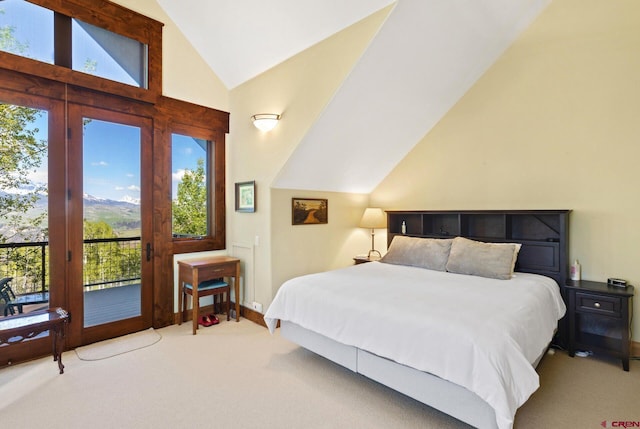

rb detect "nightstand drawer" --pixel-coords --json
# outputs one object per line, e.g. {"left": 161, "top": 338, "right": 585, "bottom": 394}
{"left": 576, "top": 292, "right": 621, "bottom": 317}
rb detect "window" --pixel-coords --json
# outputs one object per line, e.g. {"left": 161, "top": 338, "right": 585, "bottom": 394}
{"left": 0, "top": 1, "right": 229, "bottom": 334}
{"left": 0, "top": 0, "right": 162, "bottom": 101}
{"left": 158, "top": 97, "right": 229, "bottom": 254}
{"left": 172, "top": 133, "right": 209, "bottom": 238}
{"left": 0, "top": 0, "right": 148, "bottom": 88}
{"left": 72, "top": 19, "right": 148, "bottom": 88}
{"left": 0, "top": 100, "right": 50, "bottom": 304}
{"left": 0, "top": 0, "right": 54, "bottom": 64}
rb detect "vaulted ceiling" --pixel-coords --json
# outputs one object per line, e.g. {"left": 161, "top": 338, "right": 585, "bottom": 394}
{"left": 158, "top": 0, "right": 551, "bottom": 194}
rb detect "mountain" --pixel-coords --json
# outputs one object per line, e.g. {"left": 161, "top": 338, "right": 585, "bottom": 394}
{"left": 0, "top": 191, "right": 141, "bottom": 240}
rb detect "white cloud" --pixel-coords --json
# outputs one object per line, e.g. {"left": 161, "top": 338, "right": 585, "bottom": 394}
{"left": 114, "top": 186, "right": 124, "bottom": 191}
{"left": 26, "top": 168, "right": 48, "bottom": 184}
{"left": 127, "top": 185, "right": 140, "bottom": 192}
{"left": 172, "top": 169, "right": 186, "bottom": 181}
{"left": 90, "top": 161, "right": 109, "bottom": 166}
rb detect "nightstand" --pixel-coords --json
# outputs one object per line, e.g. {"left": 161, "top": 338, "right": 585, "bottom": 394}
{"left": 565, "top": 280, "right": 634, "bottom": 371}
{"left": 353, "top": 256, "right": 375, "bottom": 265}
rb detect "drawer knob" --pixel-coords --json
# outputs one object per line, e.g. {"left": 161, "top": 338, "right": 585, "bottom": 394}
{"left": 594, "top": 302, "right": 601, "bottom": 308}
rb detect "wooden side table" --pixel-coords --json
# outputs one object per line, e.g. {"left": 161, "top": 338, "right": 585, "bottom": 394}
{"left": 0, "top": 308, "right": 69, "bottom": 373}
{"left": 178, "top": 256, "right": 241, "bottom": 335}
{"left": 565, "top": 280, "right": 634, "bottom": 371}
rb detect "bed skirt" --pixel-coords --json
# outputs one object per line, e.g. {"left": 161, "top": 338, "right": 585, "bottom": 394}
{"left": 280, "top": 320, "right": 499, "bottom": 429}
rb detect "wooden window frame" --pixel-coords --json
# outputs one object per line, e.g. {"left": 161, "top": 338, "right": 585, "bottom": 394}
{"left": 0, "top": 0, "right": 163, "bottom": 103}
{"left": 1, "top": 1, "right": 230, "bottom": 329}
{"left": 156, "top": 97, "right": 229, "bottom": 255}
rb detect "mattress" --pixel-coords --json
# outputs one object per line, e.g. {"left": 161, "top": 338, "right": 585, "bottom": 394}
{"left": 264, "top": 261, "right": 566, "bottom": 429}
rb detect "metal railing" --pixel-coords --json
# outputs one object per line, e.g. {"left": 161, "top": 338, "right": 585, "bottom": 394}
{"left": 0, "top": 241, "right": 48, "bottom": 295}
{"left": 0, "top": 237, "right": 142, "bottom": 296}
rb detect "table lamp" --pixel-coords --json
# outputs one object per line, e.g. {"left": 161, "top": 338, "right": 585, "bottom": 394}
{"left": 359, "top": 208, "right": 387, "bottom": 259}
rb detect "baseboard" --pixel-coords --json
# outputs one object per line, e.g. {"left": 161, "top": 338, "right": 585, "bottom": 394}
{"left": 240, "top": 304, "right": 267, "bottom": 328}
{"left": 173, "top": 301, "right": 267, "bottom": 328}
{"left": 632, "top": 341, "right": 640, "bottom": 358}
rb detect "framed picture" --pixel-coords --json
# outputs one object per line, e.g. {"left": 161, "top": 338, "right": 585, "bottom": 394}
{"left": 235, "top": 181, "right": 256, "bottom": 213}
{"left": 292, "top": 198, "right": 328, "bottom": 225}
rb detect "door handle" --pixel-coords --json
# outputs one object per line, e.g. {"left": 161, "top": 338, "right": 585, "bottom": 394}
{"left": 146, "top": 242, "right": 152, "bottom": 262}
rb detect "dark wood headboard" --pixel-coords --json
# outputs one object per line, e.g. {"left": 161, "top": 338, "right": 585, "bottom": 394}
{"left": 385, "top": 210, "right": 570, "bottom": 288}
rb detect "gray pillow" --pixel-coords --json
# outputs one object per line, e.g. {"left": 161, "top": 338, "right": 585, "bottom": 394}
{"left": 445, "top": 237, "right": 521, "bottom": 280}
{"left": 380, "top": 236, "right": 453, "bottom": 271}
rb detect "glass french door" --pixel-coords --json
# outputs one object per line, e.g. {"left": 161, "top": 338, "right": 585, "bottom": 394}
{"left": 67, "top": 104, "right": 153, "bottom": 346}
{"left": 0, "top": 102, "right": 49, "bottom": 304}
{"left": 0, "top": 89, "right": 66, "bottom": 364}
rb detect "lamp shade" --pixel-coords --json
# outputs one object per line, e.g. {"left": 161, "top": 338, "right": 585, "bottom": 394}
{"left": 359, "top": 208, "right": 386, "bottom": 229}
{"left": 251, "top": 113, "right": 280, "bottom": 132}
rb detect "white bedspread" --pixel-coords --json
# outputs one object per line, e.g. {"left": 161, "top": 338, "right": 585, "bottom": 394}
{"left": 264, "top": 262, "right": 566, "bottom": 429}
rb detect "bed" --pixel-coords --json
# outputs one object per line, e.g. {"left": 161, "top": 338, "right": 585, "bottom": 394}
{"left": 264, "top": 210, "right": 569, "bottom": 429}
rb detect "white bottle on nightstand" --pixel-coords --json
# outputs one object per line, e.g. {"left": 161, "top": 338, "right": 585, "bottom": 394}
{"left": 401, "top": 221, "right": 406, "bottom": 235}
{"left": 570, "top": 259, "right": 581, "bottom": 281}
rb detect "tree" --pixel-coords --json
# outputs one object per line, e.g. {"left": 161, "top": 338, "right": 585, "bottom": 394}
{"left": 0, "top": 9, "right": 30, "bottom": 56}
{"left": 0, "top": 104, "right": 47, "bottom": 242}
{"left": 1, "top": 11, "right": 47, "bottom": 243}
{"left": 172, "top": 158, "right": 207, "bottom": 236}
{"left": 1, "top": 16, "right": 47, "bottom": 286}
{"left": 82, "top": 220, "right": 140, "bottom": 290}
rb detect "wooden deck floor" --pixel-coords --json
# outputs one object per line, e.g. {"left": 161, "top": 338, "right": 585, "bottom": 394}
{"left": 84, "top": 284, "right": 141, "bottom": 327}
{"left": 1, "top": 284, "right": 141, "bottom": 327}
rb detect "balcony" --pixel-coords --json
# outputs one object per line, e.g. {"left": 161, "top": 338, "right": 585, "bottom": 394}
{"left": 0, "top": 237, "right": 141, "bottom": 325}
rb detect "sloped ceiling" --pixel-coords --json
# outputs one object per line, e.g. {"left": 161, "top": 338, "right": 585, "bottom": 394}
{"left": 158, "top": 0, "right": 551, "bottom": 194}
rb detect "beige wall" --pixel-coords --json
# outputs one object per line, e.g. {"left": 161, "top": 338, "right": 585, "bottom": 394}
{"left": 371, "top": 0, "right": 640, "bottom": 341}
{"left": 270, "top": 189, "right": 370, "bottom": 303}
{"left": 227, "top": 7, "right": 390, "bottom": 310}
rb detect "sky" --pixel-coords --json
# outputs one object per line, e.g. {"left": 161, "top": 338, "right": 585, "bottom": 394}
{"left": 2, "top": 0, "right": 203, "bottom": 204}
{"left": 83, "top": 119, "right": 142, "bottom": 204}
{"left": 26, "top": 111, "right": 204, "bottom": 205}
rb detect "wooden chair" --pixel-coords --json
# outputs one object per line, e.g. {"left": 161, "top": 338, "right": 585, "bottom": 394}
{"left": 180, "top": 278, "right": 230, "bottom": 325}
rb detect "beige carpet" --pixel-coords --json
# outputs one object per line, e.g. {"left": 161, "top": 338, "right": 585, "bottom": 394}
{"left": 0, "top": 319, "right": 637, "bottom": 429}
{"left": 75, "top": 328, "right": 162, "bottom": 360}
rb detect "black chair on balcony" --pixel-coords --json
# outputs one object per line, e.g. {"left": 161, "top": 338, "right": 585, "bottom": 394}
{"left": 1, "top": 277, "right": 20, "bottom": 316}
{"left": 0, "top": 277, "right": 49, "bottom": 317}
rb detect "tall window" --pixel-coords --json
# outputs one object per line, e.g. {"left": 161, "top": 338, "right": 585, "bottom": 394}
{"left": 172, "top": 134, "right": 210, "bottom": 238}
{"left": 0, "top": 101, "right": 49, "bottom": 301}
{"left": 160, "top": 97, "right": 228, "bottom": 254}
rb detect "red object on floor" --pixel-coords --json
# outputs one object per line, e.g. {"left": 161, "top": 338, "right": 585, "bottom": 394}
{"left": 198, "top": 315, "right": 213, "bottom": 327}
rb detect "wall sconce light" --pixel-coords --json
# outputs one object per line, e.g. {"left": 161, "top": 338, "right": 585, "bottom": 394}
{"left": 359, "top": 207, "right": 387, "bottom": 259}
{"left": 251, "top": 113, "right": 280, "bottom": 132}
